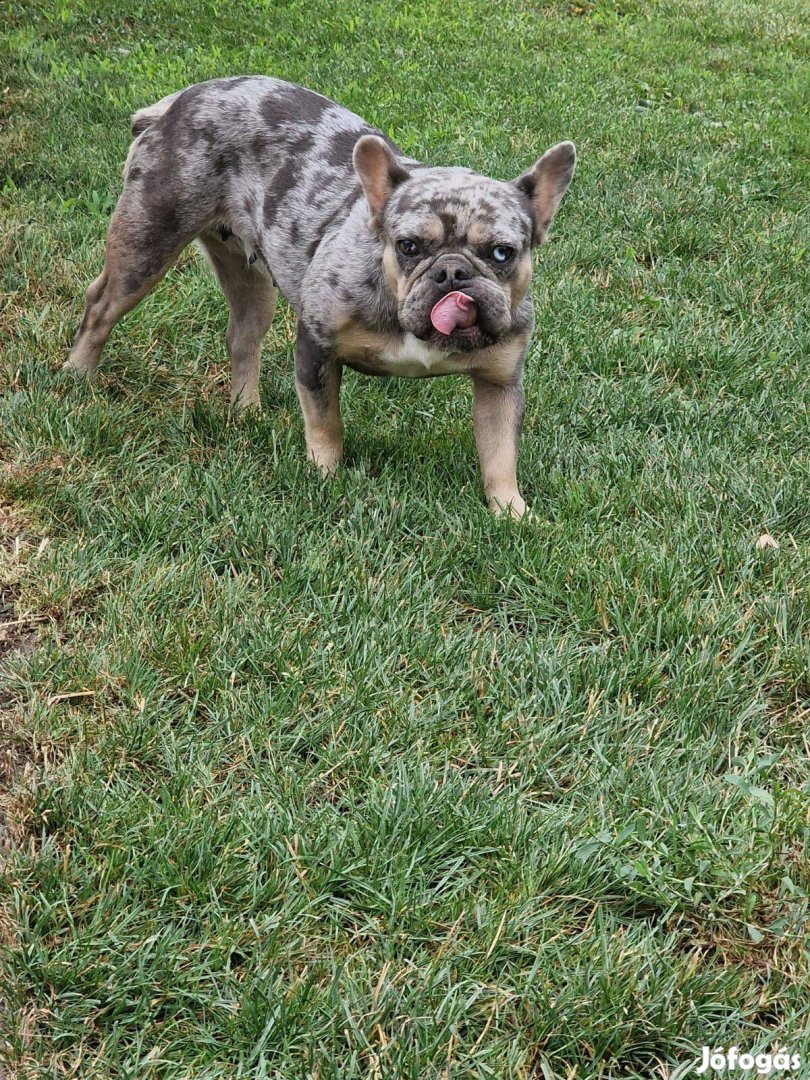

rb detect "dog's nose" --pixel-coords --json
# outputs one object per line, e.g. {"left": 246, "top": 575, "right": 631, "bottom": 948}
{"left": 430, "top": 257, "right": 474, "bottom": 286}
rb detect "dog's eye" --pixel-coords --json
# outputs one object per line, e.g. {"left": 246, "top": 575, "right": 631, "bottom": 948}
{"left": 397, "top": 238, "right": 420, "bottom": 258}
{"left": 491, "top": 245, "right": 514, "bottom": 264}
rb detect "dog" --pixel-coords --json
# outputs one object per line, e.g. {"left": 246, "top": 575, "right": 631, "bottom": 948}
{"left": 66, "top": 77, "right": 576, "bottom": 517}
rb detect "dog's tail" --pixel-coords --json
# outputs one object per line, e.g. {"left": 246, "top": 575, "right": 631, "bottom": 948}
{"left": 130, "top": 90, "right": 183, "bottom": 137}
{"left": 124, "top": 90, "right": 183, "bottom": 181}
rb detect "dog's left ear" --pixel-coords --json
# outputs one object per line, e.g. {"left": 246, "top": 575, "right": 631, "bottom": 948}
{"left": 354, "top": 135, "right": 410, "bottom": 226}
{"left": 513, "top": 141, "right": 576, "bottom": 246}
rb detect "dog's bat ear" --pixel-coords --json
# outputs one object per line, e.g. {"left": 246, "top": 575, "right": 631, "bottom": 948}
{"left": 513, "top": 141, "right": 576, "bottom": 246}
{"left": 353, "top": 135, "right": 410, "bottom": 225}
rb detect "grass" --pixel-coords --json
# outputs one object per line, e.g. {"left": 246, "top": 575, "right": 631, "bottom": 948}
{"left": 1, "top": 0, "right": 809, "bottom": 1075}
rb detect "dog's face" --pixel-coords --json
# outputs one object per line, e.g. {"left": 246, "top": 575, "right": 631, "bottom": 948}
{"left": 354, "top": 137, "right": 576, "bottom": 351}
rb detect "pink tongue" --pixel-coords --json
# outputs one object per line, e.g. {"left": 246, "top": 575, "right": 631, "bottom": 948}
{"left": 430, "top": 291, "right": 478, "bottom": 335}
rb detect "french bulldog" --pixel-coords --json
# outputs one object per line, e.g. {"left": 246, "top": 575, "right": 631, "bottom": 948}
{"left": 66, "top": 77, "right": 576, "bottom": 517}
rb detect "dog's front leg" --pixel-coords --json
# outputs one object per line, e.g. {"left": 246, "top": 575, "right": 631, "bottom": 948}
{"left": 295, "top": 322, "right": 344, "bottom": 473}
{"left": 472, "top": 375, "right": 527, "bottom": 518}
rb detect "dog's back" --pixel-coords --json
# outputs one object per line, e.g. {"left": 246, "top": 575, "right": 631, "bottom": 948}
{"left": 120, "top": 77, "right": 400, "bottom": 307}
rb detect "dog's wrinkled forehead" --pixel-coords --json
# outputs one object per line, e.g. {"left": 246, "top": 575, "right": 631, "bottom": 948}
{"left": 384, "top": 167, "right": 533, "bottom": 247}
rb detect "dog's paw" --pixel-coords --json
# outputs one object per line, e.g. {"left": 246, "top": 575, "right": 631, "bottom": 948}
{"left": 307, "top": 448, "right": 343, "bottom": 477}
{"left": 488, "top": 493, "right": 527, "bottom": 520}
{"left": 318, "top": 462, "right": 342, "bottom": 479}
{"left": 62, "top": 353, "right": 98, "bottom": 377}
{"left": 230, "top": 392, "right": 262, "bottom": 412}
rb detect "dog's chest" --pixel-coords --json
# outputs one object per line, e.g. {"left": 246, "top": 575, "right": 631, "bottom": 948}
{"left": 380, "top": 335, "right": 468, "bottom": 376}
{"left": 342, "top": 331, "right": 468, "bottom": 378}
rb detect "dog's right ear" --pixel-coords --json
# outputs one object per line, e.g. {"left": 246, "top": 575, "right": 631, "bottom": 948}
{"left": 512, "top": 141, "right": 576, "bottom": 246}
{"left": 353, "top": 135, "right": 410, "bottom": 226}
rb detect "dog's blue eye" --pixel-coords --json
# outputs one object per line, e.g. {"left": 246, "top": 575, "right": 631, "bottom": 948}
{"left": 492, "top": 245, "right": 513, "bottom": 264}
{"left": 397, "top": 238, "right": 420, "bottom": 257}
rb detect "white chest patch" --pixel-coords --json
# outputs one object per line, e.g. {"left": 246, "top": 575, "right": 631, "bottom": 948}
{"left": 378, "top": 334, "right": 468, "bottom": 378}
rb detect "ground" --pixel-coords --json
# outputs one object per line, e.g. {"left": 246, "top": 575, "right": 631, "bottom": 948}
{"left": 1, "top": 0, "right": 809, "bottom": 1076}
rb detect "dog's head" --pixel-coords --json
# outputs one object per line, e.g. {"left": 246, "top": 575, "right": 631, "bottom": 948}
{"left": 354, "top": 136, "right": 576, "bottom": 351}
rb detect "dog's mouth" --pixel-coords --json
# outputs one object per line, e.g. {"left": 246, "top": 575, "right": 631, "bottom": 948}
{"left": 430, "top": 291, "right": 478, "bottom": 335}
{"left": 427, "top": 324, "right": 493, "bottom": 351}
{"left": 400, "top": 279, "right": 509, "bottom": 352}
{"left": 425, "top": 290, "right": 494, "bottom": 351}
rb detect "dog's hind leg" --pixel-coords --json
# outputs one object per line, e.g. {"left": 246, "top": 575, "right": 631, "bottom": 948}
{"left": 198, "top": 235, "right": 278, "bottom": 409}
{"left": 65, "top": 206, "right": 189, "bottom": 376}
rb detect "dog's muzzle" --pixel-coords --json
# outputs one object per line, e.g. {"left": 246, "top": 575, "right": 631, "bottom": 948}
{"left": 398, "top": 254, "right": 511, "bottom": 351}
{"left": 428, "top": 253, "right": 476, "bottom": 291}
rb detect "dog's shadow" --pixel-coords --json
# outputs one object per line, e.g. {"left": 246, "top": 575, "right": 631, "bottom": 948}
{"left": 343, "top": 422, "right": 479, "bottom": 501}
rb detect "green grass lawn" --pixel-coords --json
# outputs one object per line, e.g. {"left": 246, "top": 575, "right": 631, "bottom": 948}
{"left": 1, "top": 0, "right": 809, "bottom": 1075}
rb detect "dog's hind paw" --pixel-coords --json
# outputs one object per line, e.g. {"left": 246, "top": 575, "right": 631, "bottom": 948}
{"left": 63, "top": 353, "right": 98, "bottom": 376}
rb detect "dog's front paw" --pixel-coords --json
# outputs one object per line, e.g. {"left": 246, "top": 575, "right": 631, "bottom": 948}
{"left": 488, "top": 493, "right": 527, "bottom": 520}
{"left": 307, "top": 447, "right": 343, "bottom": 477}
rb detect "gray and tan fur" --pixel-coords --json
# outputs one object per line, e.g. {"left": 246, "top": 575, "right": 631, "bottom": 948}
{"left": 67, "top": 76, "right": 576, "bottom": 517}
